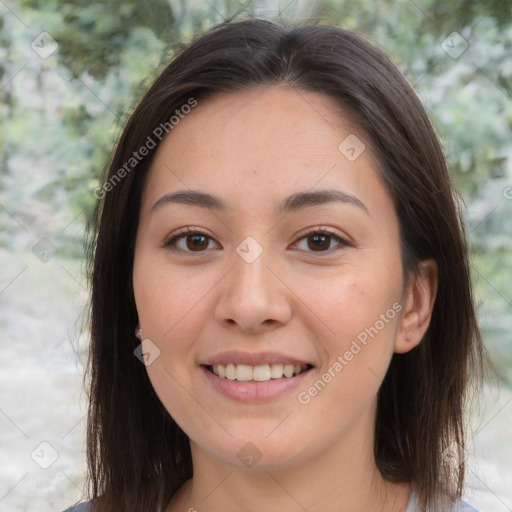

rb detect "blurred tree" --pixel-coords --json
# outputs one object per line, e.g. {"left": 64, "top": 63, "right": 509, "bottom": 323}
{"left": 0, "top": 0, "right": 510, "bottom": 373}
{"left": 18, "top": 0, "right": 177, "bottom": 79}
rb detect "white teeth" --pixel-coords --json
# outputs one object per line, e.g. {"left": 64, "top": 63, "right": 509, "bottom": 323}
{"left": 253, "top": 365, "right": 271, "bottom": 381}
{"left": 236, "top": 364, "right": 253, "bottom": 381}
{"left": 225, "top": 363, "right": 236, "bottom": 380}
{"left": 270, "top": 364, "right": 284, "bottom": 378}
{"left": 210, "top": 362, "right": 308, "bottom": 381}
{"left": 283, "top": 364, "right": 294, "bottom": 378}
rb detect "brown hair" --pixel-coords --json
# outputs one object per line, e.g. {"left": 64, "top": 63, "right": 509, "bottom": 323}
{"left": 85, "top": 18, "right": 487, "bottom": 512}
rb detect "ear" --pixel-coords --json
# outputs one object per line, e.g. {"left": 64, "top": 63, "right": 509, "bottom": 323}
{"left": 395, "top": 259, "right": 438, "bottom": 354}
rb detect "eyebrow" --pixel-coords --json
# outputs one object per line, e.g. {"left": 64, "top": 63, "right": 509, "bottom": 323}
{"left": 151, "top": 188, "right": 369, "bottom": 215}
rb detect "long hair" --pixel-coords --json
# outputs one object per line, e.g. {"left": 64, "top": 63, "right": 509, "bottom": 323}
{"left": 85, "top": 18, "right": 487, "bottom": 512}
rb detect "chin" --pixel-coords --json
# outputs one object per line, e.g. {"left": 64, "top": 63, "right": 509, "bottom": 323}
{"left": 198, "top": 433, "right": 309, "bottom": 472}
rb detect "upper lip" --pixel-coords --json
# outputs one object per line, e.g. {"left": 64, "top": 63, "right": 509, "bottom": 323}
{"left": 201, "top": 350, "right": 314, "bottom": 367}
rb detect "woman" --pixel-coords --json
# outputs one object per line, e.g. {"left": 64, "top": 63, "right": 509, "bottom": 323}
{"left": 65, "top": 18, "right": 486, "bottom": 512}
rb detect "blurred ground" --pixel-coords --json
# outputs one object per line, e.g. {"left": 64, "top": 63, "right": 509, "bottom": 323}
{"left": 0, "top": 246, "right": 88, "bottom": 511}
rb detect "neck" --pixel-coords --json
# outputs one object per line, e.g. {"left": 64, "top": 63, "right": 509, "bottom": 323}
{"left": 166, "top": 410, "right": 411, "bottom": 512}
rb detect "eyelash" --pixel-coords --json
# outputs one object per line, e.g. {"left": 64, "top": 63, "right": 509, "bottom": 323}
{"left": 163, "top": 226, "right": 351, "bottom": 255}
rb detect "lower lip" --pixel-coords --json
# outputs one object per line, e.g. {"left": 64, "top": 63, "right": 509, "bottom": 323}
{"left": 201, "top": 366, "right": 313, "bottom": 403}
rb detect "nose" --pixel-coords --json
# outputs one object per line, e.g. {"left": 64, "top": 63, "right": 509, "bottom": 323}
{"left": 213, "top": 245, "right": 293, "bottom": 334}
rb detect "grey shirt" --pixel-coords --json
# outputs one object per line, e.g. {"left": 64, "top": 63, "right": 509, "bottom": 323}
{"left": 63, "top": 491, "right": 480, "bottom": 512}
{"left": 405, "top": 485, "right": 479, "bottom": 512}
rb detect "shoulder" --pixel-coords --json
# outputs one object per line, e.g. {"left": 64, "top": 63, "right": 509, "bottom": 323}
{"left": 62, "top": 502, "right": 91, "bottom": 512}
{"left": 456, "top": 501, "right": 479, "bottom": 511}
{"left": 63, "top": 497, "right": 478, "bottom": 512}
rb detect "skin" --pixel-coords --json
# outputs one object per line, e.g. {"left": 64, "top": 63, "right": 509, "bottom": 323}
{"left": 132, "top": 85, "right": 438, "bottom": 512}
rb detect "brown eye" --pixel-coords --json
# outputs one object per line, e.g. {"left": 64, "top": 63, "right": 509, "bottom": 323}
{"left": 164, "top": 229, "right": 220, "bottom": 253}
{"left": 293, "top": 229, "right": 350, "bottom": 253}
{"left": 184, "top": 234, "right": 210, "bottom": 251}
{"left": 307, "top": 233, "right": 331, "bottom": 251}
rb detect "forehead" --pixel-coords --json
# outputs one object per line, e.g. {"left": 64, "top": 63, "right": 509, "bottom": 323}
{"left": 141, "top": 85, "right": 388, "bottom": 216}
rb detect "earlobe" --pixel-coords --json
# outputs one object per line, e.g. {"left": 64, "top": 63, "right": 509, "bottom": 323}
{"left": 395, "top": 259, "right": 438, "bottom": 354}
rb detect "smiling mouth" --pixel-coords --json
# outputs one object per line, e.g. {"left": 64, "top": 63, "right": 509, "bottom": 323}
{"left": 204, "top": 363, "right": 313, "bottom": 382}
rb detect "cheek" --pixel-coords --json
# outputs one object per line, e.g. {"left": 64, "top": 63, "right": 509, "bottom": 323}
{"left": 293, "top": 276, "right": 399, "bottom": 438}
{"left": 299, "top": 263, "right": 401, "bottom": 345}
{"left": 132, "top": 255, "right": 215, "bottom": 428}
{"left": 133, "top": 250, "right": 212, "bottom": 345}
{"left": 294, "top": 253, "right": 402, "bottom": 399}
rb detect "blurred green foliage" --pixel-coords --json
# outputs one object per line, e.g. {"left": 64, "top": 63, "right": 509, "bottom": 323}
{"left": 0, "top": 0, "right": 511, "bottom": 376}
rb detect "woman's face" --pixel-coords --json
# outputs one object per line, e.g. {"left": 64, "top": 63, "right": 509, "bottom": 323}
{"left": 133, "top": 86, "right": 406, "bottom": 470}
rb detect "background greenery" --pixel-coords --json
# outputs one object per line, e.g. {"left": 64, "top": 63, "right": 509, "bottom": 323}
{"left": 1, "top": 1, "right": 511, "bottom": 366}
{"left": 4, "top": 0, "right": 510, "bottom": 373}
{"left": 0, "top": 1, "right": 511, "bottom": 510}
